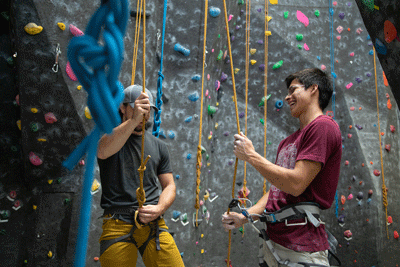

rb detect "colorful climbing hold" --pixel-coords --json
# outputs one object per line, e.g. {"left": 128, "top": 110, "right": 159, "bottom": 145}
{"left": 69, "top": 24, "right": 84, "bottom": 36}
{"left": 275, "top": 100, "right": 283, "bottom": 109}
{"left": 373, "top": 169, "right": 381, "bottom": 176}
{"left": 57, "top": 22, "right": 66, "bottom": 31}
{"left": 390, "top": 125, "right": 395, "bottom": 133}
{"left": 188, "top": 92, "right": 199, "bottom": 102}
{"left": 215, "top": 80, "right": 220, "bottom": 91}
{"left": 272, "top": 60, "right": 283, "bottom": 69}
{"left": 84, "top": 107, "right": 92, "bottom": 119}
{"left": 296, "top": 10, "right": 309, "bottom": 27}
{"left": 374, "top": 38, "right": 387, "bottom": 55}
{"left": 66, "top": 61, "right": 78, "bottom": 81}
{"left": 250, "top": 48, "right": 256, "bottom": 55}
{"left": 344, "top": 230, "right": 352, "bottom": 240}
{"left": 259, "top": 64, "right": 265, "bottom": 71}
{"left": 185, "top": 116, "right": 192, "bottom": 123}
{"left": 387, "top": 216, "right": 393, "bottom": 225}
{"left": 192, "top": 75, "right": 201, "bottom": 82}
{"left": 209, "top": 7, "right": 221, "bottom": 18}
{"left": 283, "top": 11, "right": 289, "bottom": 19}
{"left": 250, "top": 60, "right": 257, "bottom": 65}
{"left": 24, "top": 22, "right": 43, "bottom": 35}
{"left": 220, "top": 72, "right": 228, "bottom": 82}
{"left": 174, "top": 43, "right": 190, "bottom": 56}
{"left": 338, "top": 12, "right": 345, "bottom": 20}
{"left": 347, "top": 194, "right": 353, "bottom": 200}
{"left": 29, "top": 152, "right": 43, "bottom": 166}
{"left": 77, "top": 85, "right": 82, "bottom": 90}
{"left": 356, "top": 28, "right": 363, "bottom": 34}
{"left": 296, "top": 34, "right": 303, "bottom": 41}
{"left": 384, "top": 20, "right": 397, "bottom": 43}
{"left": 341, "top": 195, "right": 346, "bottom": 205}
{"left": 385, "top": 144, "right": 391, "bottom": 152}
{"left": 346, "top": 83, "right": 353, "bottom": 89}
{"left": 394, "top": 231, "right": 399, "bottom": 239}
{"left": 208, "top": 105, "right": 217, "bottom": 115}
{"left": 265, "top": 31, "right": 271, "bottom": 36}
{"left": 315, "top": 10, "right": 320, "bottom": 17}
{"left": 44, "top": 112, "right": 57, "bottom": 124}
{"left": 336, "top": 26, "right": 343, "bottom": 34}
{"left": 217, "top": 50, "right": 223, "bottom": 61}
{"left": 304, "top": 43, "right": 309, "bottom": 51}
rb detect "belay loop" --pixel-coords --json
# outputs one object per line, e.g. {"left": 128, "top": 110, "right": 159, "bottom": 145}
{"left": 63, "top": 1, "right": 129, "bottom": 267}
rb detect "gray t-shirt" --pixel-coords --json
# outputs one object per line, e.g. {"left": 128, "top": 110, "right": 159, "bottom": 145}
{"left": 97, "top": 131, "right": 172, "bottom": 222}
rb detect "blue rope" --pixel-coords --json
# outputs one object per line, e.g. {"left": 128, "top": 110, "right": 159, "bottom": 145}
{"left": 62, "top": 1, "right": 128, "bottom": 266}
{"left": 152, "top": 0, "right": 168, "bottom": 137}
{"left": 329, "top": 0, "right": 338, "bottom": 219}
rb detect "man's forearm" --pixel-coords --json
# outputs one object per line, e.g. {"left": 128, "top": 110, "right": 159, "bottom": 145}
{"left": 157, "top": 183, "right": 176, "bottom": 214}
{"left": 97, "top": 119, "right": 138, "bottom": 159}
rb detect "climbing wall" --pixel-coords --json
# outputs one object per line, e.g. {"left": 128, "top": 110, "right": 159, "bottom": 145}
{"left": 1, "top": 0, "right": 399, "bottom": 266}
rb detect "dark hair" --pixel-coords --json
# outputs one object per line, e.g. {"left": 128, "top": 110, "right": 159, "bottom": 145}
{"left": 285, "top": 68, "right": 333, "bottom": 111}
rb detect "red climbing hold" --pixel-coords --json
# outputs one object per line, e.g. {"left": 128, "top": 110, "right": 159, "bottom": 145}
{"left": 347, "top": 134, "right": 352, "bottom": 139}
{"left": 388, "top": 216, "right": 393, "bottom": 224}
{"left": 394, "top": 231, "right": 399, "bottom": 239}
{"left": 345, "top": 160, "right": 349, "bottom": 166}
{"left": 29, "top": 152, "right": 43, "bottom": 166}
{"left": 373, "top": 169, "right": 381, "bottom": 176}
{"left": 385, "top": 144, "right": 391, "bottom": 152}
{"left": 390, "top": 125, "right": 395, "bottom": 133}
{"left": 384, "top": 20, "right": 397, "bottom": 43}
{"left": 45, "top": 112, "right": 57, "bottom": 124}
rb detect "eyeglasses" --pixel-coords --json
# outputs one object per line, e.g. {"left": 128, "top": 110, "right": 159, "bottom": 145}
{"left": 287, "top": 85, "right": 305, "bottom": 97}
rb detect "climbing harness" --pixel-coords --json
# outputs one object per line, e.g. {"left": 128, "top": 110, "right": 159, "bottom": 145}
{"left": 228, "top": 199, "right": 341, "bottom": 267}
{"left": 63, "top": 0, "right": 129, "bottom": 266}
{"left": 373, "top": 46, "right": 389, "bottom": 239}
{"left": 152, "top": 0, "right": 168, "bottom": 137}
{"left": 194, "top": 0, "right": 208, "bottom": 228}
{"left": 99, "top": 207, "right": 167, "bottom": 256}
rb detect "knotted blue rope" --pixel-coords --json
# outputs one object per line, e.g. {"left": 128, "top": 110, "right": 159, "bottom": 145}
{"left": 152, "top": 0, "right": 168, "bottom": 137}
{"left": 329, "top": 0, "right": 338, "bottom": 219}
{"left": 62, "top": 1, "right": 128, "bottom": 266}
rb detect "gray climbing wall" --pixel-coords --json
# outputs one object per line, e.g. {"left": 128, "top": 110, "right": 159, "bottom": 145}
{"left": 1, "top": 0, "right": 399, "bottom": 266}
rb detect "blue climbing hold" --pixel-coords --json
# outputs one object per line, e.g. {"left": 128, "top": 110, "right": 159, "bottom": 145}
{"left": 275, "top": 100, "right": 283, "bottom": 109}
{"left": 172, "top": 210, "right": 181, "bottom": 219}
{"left": 209, "top": 7, "right": 221, "bottom": 17}
{"left": 192, "top": 74, "right": 201, "bottom": 82}
{"left": 369, "top": 50, "right": 374, "bottom": 55}
{"left": 175, "top": 174, "right": 180, "bottom": 180}
{"left": 159, "top": 129, "right": 166, "bottom": 138}
{"left": 185, "top": 116, "right": 192, "bottom": 123}
{"left": 331, "top": 72, "right": 337, "bottom": 79}
{"left": 374, "top": 38, "right": 387, "bottom": 55}
{"left": 317, "top": 56, "right": 321, "bottom": 60}
{"left": 174, "top": 43, "right": 190, "bottom": 56}
{"left": 187, "top": 153, "right": 192, "bottom": 160}
{"left": 367, "top": 35, "right": 370, "bottom": 40}
{"left": 188, "top": 92, "right": 199, "bottom": 102}
{"left": 168, "top": 131, "right": 175, "bottom": 139}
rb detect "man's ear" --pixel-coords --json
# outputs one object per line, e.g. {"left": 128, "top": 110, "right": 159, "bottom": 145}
{"left": 311, "top": 84, "right": 319, "bottom": 95}
{"left": 120, "top": 103, "right": 126, "bottom": 115}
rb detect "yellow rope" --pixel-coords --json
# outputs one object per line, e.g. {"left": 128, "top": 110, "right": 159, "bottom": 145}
{"left": 373, "top": 47, "right": 389, "bottom": 239}
{"left": 222, "top": 0, "right": 241, "bottom": 265}
{"left": 136, "top": 0, "right": 150, "bottom": 209}
{"left": 195, "top": 0, "right": 208, "bottom": 227}
{"left": 131, "top": 0, "right": 143, "bottom": 85}
{"left": 263, "top": 0, "right": 269, "bottom": 195}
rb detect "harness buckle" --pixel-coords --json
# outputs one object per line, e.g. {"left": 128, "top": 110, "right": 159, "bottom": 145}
{"left": 285, "top": 217, "right": 308, "bottom": 226}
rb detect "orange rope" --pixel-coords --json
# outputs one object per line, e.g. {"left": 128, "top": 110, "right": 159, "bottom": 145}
{"left": 195, "top": 0, "right": 208, "bottom": 227}
{"left": 136, "top": 0, "right": 150, "bottom": 209}
{"left": 373, "top": 47, "right": 389, "bottom": 239}
{"left": 131, "top": 0, "right": 143, "bottom": 85}
{"left": 222, "top": 0, "right": 241, "bottom": 265}
{"left": 263, "top": 0, "right": 269, "bottom": 195}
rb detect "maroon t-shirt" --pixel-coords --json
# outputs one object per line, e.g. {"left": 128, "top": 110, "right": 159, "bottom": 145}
{"left": 265, "top": 115, "right": 342, "bottom": 252}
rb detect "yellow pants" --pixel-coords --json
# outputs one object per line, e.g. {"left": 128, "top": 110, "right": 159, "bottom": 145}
{"left": 99, "top": 217, "right": 185, "bottom": 267}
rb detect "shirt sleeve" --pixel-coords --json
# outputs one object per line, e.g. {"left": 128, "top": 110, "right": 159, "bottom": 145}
{"left": 296, "top": 120, "right": 334, "bottom": 167}
{"left": 157, "top": 142, "right": 173, "bottom": 175}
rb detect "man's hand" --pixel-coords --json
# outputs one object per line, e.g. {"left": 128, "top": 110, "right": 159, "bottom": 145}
{"left": 138, "top": 204, "right": 163, "bottom": 224}
{"left": 131, "top": 92, "right": 151, "bottom": 123}
{"left": 221, "top": 211, "right": 247, "bottom": 232}
{"left": 233, "top": 132, "right": 255, "bottom": 162}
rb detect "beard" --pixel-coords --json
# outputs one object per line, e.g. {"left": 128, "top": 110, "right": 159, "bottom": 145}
{"left": 134, "top": 120, "right": 153, "bottom": 132}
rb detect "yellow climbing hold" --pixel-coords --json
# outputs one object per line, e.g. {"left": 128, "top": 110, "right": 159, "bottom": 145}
{"left": 215, "top": 122, "right": 218, "bottom": 129}
{"left": 57, "top": 22, "right": 66, "bottom": 31}
{"left": 207, "top": 162, "right": 211, "bottom": 167}
{"left": 201, "top": 249, "right": 204, "bottom": 254}
{"left": 37, "top": 138, "right": 47, "bottom": 142}
{"left": 216, "top": 102, "right": 219, "bottom": 107}
{"left": 48, "top": 180, "right": 53, "bottom": 185}
{"left": 31, "top": 108, "right": 38, "bottom": 113}
{"left": 85, "top": 106, "right": 92, "bottom": 119}
{"left": 33, "top": 205, "right": 37, "bottom": 210}
{"left": 201, "top": 234, "right": 204, "bottom": 238}
{"left": 250, "top": 48, "right": 257, "bottom": 55}
{"left": 24, "top": 22, "right": 43, "bottom": 35}
{"left": 47, "top": 251, "right": 53, "bottom": 258}
{"left": 16, "top": 120, "right": 21, "bottom": 130}
{"left": 269, "top": 0, "right": 278, "bottom": 4}
{"left": 208, "top": 135, "right": 212, "bottom": 140}
{"left": 234, "top": 68, "right": 240, "bottom": 74}
{"left": 250, "top": 60, "right": 257, "bottom": 65}
{"left": 265, "top": 31, "right": 272, "bottom": 36}
{"left": 374, "top": 5, "right": 379, "bottom": 10}
{"left": 77, "top": 85, "right": 82, "bottom": 90}
{"left": 266, "top": 16, "right": 272, "bottom": 22}
{"left": 92, "top": 179, "right": 100, "bottom": 192}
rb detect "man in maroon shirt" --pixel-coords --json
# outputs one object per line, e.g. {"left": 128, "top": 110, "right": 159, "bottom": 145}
{"left": 222, "top": 68, "right": 342, "bottom": 266}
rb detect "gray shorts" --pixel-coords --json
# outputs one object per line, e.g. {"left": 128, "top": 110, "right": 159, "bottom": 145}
{"left": 258, "top": 238, "right": 330, "bottom": 267}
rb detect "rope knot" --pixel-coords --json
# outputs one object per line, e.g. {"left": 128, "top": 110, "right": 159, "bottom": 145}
{"left": 158, "top": 71, "right": 164, "bottom": 80}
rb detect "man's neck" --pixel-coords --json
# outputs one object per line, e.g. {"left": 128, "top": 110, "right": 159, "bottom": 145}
{"left": 299, "top": 105, "right": 324, "bottom": 130}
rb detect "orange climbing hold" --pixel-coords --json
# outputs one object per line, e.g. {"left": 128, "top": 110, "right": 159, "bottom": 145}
{"left": 387, "top": 99, "right": 392, "bottom": 110}
{"left": 383, "top": 71, "right": 389, "bottom": 86}
{"left": 384, "top": 20, "right": 397, "bottom": 43}
{"left": 341, "top": 195, "right": 346, "bottom": 205}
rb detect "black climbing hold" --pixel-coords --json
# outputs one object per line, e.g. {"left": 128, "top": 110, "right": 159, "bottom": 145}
{"left": 130, "top": 9, "right": 151, "bottom": 18}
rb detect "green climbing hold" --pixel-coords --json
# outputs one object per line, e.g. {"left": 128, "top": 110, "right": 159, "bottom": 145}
{"left": 217, "top": 50, "right": 223, "bottom": 61}
{"left": 268, "top": 142, "right": 271, "bottom": 145}
{"left": 296, "top": 34, "right": 303, "bottom": 41}
{"left": 315, "top": 10, "right": 320, "bottom": 17}
{"left": 30, "top": 122, "right": 39, "bottom": 132}
{"left": 260, "top": 118, "right": 264, "bottom": 125}
{"left": 201, "top": 146, "right": 206, "bottom": 154}
{"left": 361, "top": 0, "right": 375, "bottom": 12}
{"left": 208, "top": 105, "right": 217, "bottom": 115}
{"left": 57, "top": 177, "right": 62, "bottom": 184}
{"left": 206, "top": 154, "right": 209, "bottom": 160}
{"left": 238, "top": 0, "right": 244, "bottom": 5}
{"left": 203, "top": 206, "right": 207, "bottom": 213}
{"left": 239, "top": 227, "right": 244, "bottom": 233}
{"left": 64, "top": 198, "right": 71, "bottom": 205}
{"left": 258, "top": 94, "right": 272, "bottom": 107}
{"left": 272, "top": 60, "right": 283, "bottom": 70}
{"left": 297, "top": 44, "right": 302, "bottom": 50}
{"left": 283, "top": 11, "right": 289, "bottom": 19}
{"left": 218, "top": 34, "right": 221, "bottom": 38}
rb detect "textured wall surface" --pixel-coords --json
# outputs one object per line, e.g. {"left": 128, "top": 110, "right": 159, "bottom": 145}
{"left": 1, "top": 0, "right": 399, "bottom": 266}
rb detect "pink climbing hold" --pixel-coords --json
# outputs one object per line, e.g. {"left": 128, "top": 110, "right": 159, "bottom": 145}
{"left": 296, "top": 10, "right": 309, "bottom": 27}
{"left": 228, "top": 14, "right": 234, "bottom": 22}
{"left": 303, "top": 43, "right": 309, "bottom": 51}
{"left": 356, "top": 28, "right": 363, "bottom": 35}
{"left": 69, "top": 24, "right": 84, "bottom": 36}
{"left": 29, "top": 152, "right": 43, "bottom": 166}
{"left": 349, "top": 52, "right": 355, "bottom": 57}
{"left": 336, "top": 36, "right": 341, "bottom": 40}
{"left": 347, "top": 134, "right": 352, "bottom": 139}
{"left": 205, "top": 90, "right": 209, "bottom": 97}
{"left": 66, "top": 61, "right": 78, "bottom": 81}
{"left": 345, "top": 160, "right": 349, "bottom": 166}
{"left": 336, "top": 26, "right": 343, "bottom": 34}
{"left": 347, "top": 194, "right": 353, "bottom": 200}
{"left": 321, "top": 65, "right": 326, "bottom": 70}
{"left": 350, "top": 106, "right": 355, "bottom": 111}
{"left": 211, "top": 49, "right": 214, "bottom": 53}
{"left": 45, "top": 112, "right": 57, "bottom": 124}
{"left": 333, "top": 1, "right": 337, "bottom": 6}
{"left": 373, "top": 169, "right": 381, "bottom": 176}
{"left": 346, "top": 83, "right": 353, "bottom": 89}
{"left": 207, "top": 74, "right": 210, "bottom": 81}
{"left": 215, "top": 80, "right": 220, "bottom": 91}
